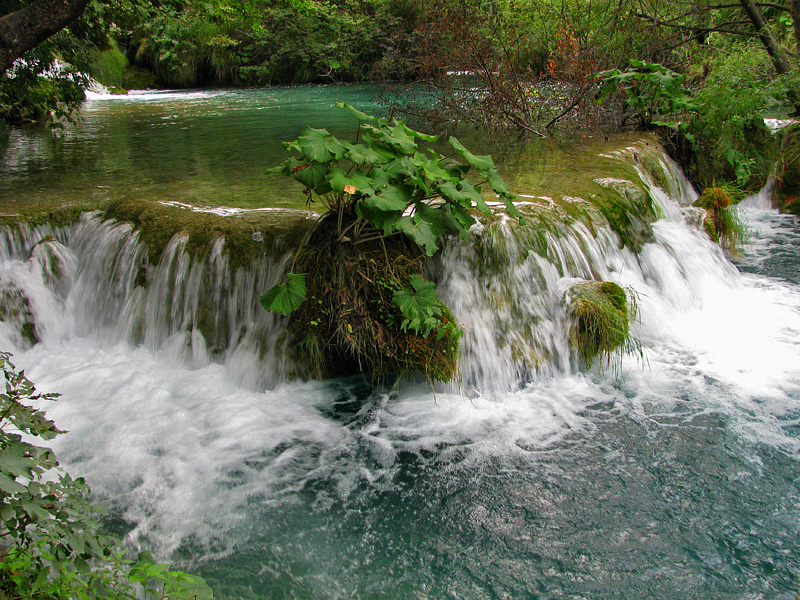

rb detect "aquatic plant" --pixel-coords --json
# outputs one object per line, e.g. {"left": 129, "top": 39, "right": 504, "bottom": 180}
{"left": 0, "top": 352, "right": 213, "bottom": 600}
{"left": 567, "top": 280, "right": 640, "bottom": 368}
{"left": 261, "top": 103, "right": 520, "bottom": 381}
{"left": 692, "top": 184, "right": 748, "bottom": 253}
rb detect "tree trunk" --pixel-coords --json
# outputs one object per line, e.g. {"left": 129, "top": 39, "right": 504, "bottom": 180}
{"left": 790, "top": 0, "right": 800, "bottom": 63}
{"left": 0, "top": 0, "right": 90, "bottom": 74}
{"left": 738, "top": 0, "right": 791, "bottom": 74}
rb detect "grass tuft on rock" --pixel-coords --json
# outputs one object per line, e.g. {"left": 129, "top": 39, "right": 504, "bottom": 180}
{"left": 567, "top": 280, "right": 640, "bottom": 368}
{"left": 692, "top": 185, "right": 747, "bottom": 253}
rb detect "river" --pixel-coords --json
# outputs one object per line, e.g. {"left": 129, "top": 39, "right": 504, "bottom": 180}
{"left": 0, "top": 86, "right": 799, "bottom": 599}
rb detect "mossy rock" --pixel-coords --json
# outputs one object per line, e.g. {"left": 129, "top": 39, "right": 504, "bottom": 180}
{"left": 692, "top": 186, "right": 745, "bottom": 251}
{"left": 0, "top": 277, "right": 38, "bottom": 348}
{"left": 287, "top": 211, "right": 460, "bottom": 383}
{"left": 567, "top": 280, "right": 631, "bottom": 368}
{"left": 104, "top": 199, "right": 314, "bottom": 270}
{"left": 591, "top": 178, "right": 659, "bottom": 252}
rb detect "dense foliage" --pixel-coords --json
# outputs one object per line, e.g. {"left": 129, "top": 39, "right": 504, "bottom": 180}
{"left": 261, "top": 104, "right": 521, "bottom": 381}
{"left": 0, "top": 352, "right": 213, "bottom": 600}
{"left": 3, "top": 0, "right": 800, "bottom": 191}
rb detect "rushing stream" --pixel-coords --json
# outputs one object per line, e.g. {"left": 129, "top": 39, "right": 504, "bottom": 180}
{"left": 1, "top": 88, "right": 799, "bottom": 599}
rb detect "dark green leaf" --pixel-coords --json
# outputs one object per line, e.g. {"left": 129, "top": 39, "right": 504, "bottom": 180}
{"left": 259, "top": 273, "right": 307, "bottom": 315}
{"left": 449, "top": 136, "right": 496, "bottom": 172}
{"left": 294, "top": 163, "right": 328, "bottom": 191}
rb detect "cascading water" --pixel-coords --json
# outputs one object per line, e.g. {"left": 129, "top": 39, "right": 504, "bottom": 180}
{"left": 2, "top": 142, "right": 800, "bottom": 598}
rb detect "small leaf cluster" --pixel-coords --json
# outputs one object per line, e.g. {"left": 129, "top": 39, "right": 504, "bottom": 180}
{"left": 392, "top": 275, "right": 461, "bottom": 342}
{"left": 271, "top": 101, "right": 521, "bottom": 257}
{"left": 0, "top": 352, "right": 213, "bottom": 600}
{"left": 596, "top": 60, "right": 695, "bottom": 130}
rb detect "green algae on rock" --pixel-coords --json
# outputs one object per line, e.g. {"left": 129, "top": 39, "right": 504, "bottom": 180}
{"left": 567, "top": 280, "right": 638, "bottom": 368}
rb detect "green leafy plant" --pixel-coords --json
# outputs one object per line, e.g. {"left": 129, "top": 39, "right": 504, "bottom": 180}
{"left": 596, "top": 60, "right": 696, "bottom": 130}
{"left": 393, "top": 274, "right": 460, "bottom": 342}
{"left": 261, "top": 101, "right": 520, "bottom": 315}
{"left": 261, "top": 103, "right": 519, "bottom": 381}
{"left": 0, "top": 352, "right": 213, "bottom": 600}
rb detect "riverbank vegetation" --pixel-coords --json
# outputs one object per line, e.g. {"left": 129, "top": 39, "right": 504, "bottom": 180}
{"left": 3, "top": 0, "right": 800, "bottom": 196}
{"left": 0, "top": 352, "right": 213, "bottom": 599}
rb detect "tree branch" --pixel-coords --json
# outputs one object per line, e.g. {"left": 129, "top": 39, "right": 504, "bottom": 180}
{"left": 0, "top": 0, "right": 90, "bottom": 74}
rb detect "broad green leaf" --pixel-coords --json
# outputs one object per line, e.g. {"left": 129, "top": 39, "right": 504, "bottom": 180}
{"left": 449, "top": 136, "right": 496, "bottom": 172}
{"left": 394, "top": 216, "right": 441, "bottom": 256}
{"left": 335, "top": 101, "right": 385, "bottom": 125}
{"left": 376, "top": 184, "right": 414, "bottom": 209}
{"left": 392, "top": 275, "right": 442, "bottom": 336}
{"left": 0, "top": 472, "right": 25, "bottom": 494}
{"left": 355, "top": 202, "right": 402, "bottom": 233}
{"left": 361, "top": 131, "right": 406, "bottom": 163}
{"left": 397, "top": 120, "right": 438, "bottom": 142}
{"left": 164, "top": 574, "right": 215, "bottom": 600}
{"left": 341, "top": 141, "right": 383, "bottom": 165}
{"left": 437, "top": 180, "right": 471, "bottom": 208}
{"left": 259, "top": 273, "right": 307, "bottom": 315}
{"left": 297, "top": 127, "right": 346, "bottom": 163}
{"left": 413, "top": 152, "right": 456, "bottom": 183}
{"left": 326, "top": 168, "right": 374, "bottom": 196}
{"left": 294, "top": 162, "right": 328, "bottom": 191}
{"left": 459, "top": 179, "right": 490, "bottom": 213}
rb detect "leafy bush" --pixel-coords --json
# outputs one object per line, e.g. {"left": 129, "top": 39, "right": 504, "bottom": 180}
{"left": 596, "top": 60, "right": 695, "bottom": 130}
{"left": 261, "top": 103, "right": 520, "bottom": 381}
{"left": 263, "top": 101, "right": 520, "bottom": 315}
{"left": 0, "top": 47, "right": 87, "bottom": 128}
{"left": 686, "top": 43, "right": 796, "bottom": 188}
{"left": 0, "top": 352, "right": 213, "bottom": 600}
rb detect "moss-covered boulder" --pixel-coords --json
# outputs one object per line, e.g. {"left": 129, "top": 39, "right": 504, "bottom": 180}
{"left": 692, "top": 186, "right": 745, "bottom": 251}
{"left": 103, "top": 199, "right": 314, "bottom": 270}
{"left": 567, "top": 280, "right": 634, "bottom": 368}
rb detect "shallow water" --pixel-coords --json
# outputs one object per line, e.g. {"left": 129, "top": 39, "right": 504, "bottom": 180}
{"left": 1, "top": 88, "right": 799, "bottom": 599}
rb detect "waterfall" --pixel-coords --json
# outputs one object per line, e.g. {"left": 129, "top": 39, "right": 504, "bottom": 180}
{"left": 2, "top": 143, "right": 800, "bottom": 596}
{"left": 0, "top": 212, "right": 297, "bottom": 389}
{"left": 0, "top": 146, "right": 752, "bottom": 391}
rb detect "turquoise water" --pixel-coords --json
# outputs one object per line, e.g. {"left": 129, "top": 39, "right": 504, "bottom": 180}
{"left": 0, "top": 86, "right": 385, "bottom": 209}
{"left": 0, "top": 87, "right": 799, "bottom": 599}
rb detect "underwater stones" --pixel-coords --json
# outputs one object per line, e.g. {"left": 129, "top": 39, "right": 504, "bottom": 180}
{"left": 566, "top": 280, "right": 631, "bottom": 368}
